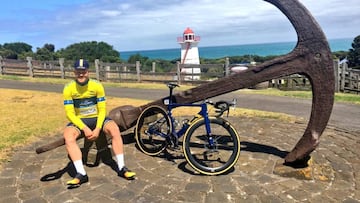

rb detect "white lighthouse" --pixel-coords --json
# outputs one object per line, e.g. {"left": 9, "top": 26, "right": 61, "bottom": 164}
{"left": 177, "top": 27, "right": 201, "bottom": 79}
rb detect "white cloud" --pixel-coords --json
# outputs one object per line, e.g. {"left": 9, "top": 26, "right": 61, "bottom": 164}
{"left": 0, "top": 0, "right": 358, "bottom": 51}
{"left": 100, "top": 10, "right": 122, "bottom": 17}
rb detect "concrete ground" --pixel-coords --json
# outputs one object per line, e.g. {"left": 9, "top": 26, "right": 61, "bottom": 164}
{"left": 1, "top": 116, "right": 359, "bottom": 203}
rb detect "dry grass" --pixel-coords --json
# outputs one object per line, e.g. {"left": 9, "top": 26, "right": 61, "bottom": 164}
{"left": 0, "top": 88, "right": 148, "bottom": 163}
{"left": 0, "top": 89, "right": 64, "bottom": 162}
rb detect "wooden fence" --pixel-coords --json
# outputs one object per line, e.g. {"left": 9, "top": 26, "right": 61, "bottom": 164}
{"left": 0, "top": 56, "right": 359, "bottom": 93}
{"left": 0, "top": 57, "right": 226, "bottom": 85}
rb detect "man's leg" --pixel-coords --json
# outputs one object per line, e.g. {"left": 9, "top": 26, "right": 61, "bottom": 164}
{"left": 104, "top": 121, "right": 136, "bottom": 180}
{"left": 103, "top": 121, "right": 123, "bottom": 156}
{"left": 64, "top": 127, "right": 88, "bottom": 185}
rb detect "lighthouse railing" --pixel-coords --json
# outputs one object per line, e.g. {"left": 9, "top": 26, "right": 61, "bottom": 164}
{"left": 177, "top": 36, "right": 201, "bottom": 42}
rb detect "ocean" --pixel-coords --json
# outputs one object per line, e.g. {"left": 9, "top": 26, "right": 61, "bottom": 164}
{"left": 120, "top": 38, "right": 353, "bottom": 61}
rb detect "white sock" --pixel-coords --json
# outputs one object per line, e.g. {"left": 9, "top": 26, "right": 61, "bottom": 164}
{"left": 116, "top": 154, "right": 125, "bottom": 170}
{"left": 73, "top": 160, "right": 86, "bottom": 175}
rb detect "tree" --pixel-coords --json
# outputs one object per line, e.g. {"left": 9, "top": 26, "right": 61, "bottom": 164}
{"left": 18, "top": 51, "right": 35, "bottom": 60}
{"left": 348, "top": 35, "right": 360, "bottom": 68}
{"left": 3, "top": 42, "right": 32, "bottom": 54}
{"left": 332, "top": 51, "right": 348, "bottom": 60}
{"left": 43, "top": 43, "right": 55, "bottom": 52}
{"left": 35, "top": 47, "right": 54, "bottom": 61}
{"left": 33, "top": 44, "right": 58, "bottom": 61}
{"left": 0, "top": 48, "right": 17, "bottom": 59}
{"left": 128, "top": 53, "right": 148, "bottom": 64}
{"left": 58, "top": 41, "right": 120, "bottom": 63}
{"left": 0, "top": 42, "right": 33, "bottom": 59}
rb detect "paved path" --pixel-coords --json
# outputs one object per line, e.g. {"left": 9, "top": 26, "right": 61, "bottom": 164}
{"left": 1, "top": 117, "right": 359, "bottom": 202}
{"left": 0, "top": 79, "right": 360, "bottom": 202}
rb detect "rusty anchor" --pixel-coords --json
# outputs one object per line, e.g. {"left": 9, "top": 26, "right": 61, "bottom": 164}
{"left": 36, "top": 0, "right": 334, "bottom": 166}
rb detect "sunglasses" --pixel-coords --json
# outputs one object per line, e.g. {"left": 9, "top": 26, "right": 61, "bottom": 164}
{"left": 75, "top": 70, "right": 88, "bottom": 75}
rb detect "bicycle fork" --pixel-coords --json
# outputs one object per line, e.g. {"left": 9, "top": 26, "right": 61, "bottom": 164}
{"left": 204, "top": 116, "right": 216, "bottom": 150}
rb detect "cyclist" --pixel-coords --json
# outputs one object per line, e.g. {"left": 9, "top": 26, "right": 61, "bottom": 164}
{"left": 63, "top": 59, "right": 135, "bottom": 187}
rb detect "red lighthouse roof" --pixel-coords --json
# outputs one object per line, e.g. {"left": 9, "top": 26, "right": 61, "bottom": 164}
{"left": 183, "top": 27, "right": 194, "bottom": 34}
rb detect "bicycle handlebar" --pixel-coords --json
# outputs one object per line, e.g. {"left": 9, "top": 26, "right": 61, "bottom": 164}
{"left": 206, "top": 98, "right": 237, "bottom": 117}
{"left": 166, "top": 83, "right": 236, "bottom": 117}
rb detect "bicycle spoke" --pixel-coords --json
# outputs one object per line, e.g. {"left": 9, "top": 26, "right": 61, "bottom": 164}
{"left": 183, "top": 118, "right": 240, "bottom": 175}
{"left": 135, "top": 106, "right": 170, "bottom": 156}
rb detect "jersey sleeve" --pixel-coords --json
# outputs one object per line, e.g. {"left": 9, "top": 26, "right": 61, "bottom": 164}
{"left": 95, "top": 82, "right": 106, "bottom": 129}
{"left": 63, "top": 85, "right": 86, "bottom": 129}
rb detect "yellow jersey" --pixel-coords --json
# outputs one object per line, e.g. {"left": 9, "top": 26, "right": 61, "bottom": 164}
{"left": 63, "top": 79, "right": 106, "bottom": 130}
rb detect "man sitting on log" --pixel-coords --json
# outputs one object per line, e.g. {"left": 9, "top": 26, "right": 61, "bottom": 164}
{"left": 63, "top": 59, "right": 136, "bottom": 187}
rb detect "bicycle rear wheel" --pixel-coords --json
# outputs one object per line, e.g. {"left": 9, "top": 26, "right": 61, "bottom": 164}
{"left": 183, "top": 117, "right": 240, "bottom": 175}
{"left": 135, "top": 105, "right": 171, "bottom": 156}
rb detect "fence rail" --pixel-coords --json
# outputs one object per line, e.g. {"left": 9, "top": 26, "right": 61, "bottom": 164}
{"left": 0, "top": 56, "right": 358, "bottom": 93}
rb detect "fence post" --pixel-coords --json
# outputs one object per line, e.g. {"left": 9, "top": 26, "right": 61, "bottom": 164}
{"left": 105, "top": 66, "right": 110, "bottom": 82}
{"left": 225, "top": 57, "right": 230, "bottom": 76}
{"left": 0, "top": 56, "right": 3, "bottom": 75}
{"left": 152, "top": 62, "right": 156, "bottom": 73}
{"left": 287, "top": 76, "right": 292, "bottom": 89}
{"left": 333, "top": 59, "right": 340, "bottom": 92}
{"left": 357, "top": 75, "right": 360, "bottom": 94}
{"left": 59, "top": 58, "right": 65, "bottom": 79}
{"left": 340, "top": 62, "right": 346, "bottom": 92}
{"left": 136, "top": 61, "right": 141, "bottom": 82}
{"left": 95, "top": 59, "right": 100, "bottom": 81}
{"left": 349, "top": 71, "right": 353, "bottom": 90}
{"left": 177, "top": 61, "right": 181, "bottom": 85}
{"left": 26, "top": 57, "right": 33, "bottom": 77}
{"left": 192, "top": 65, "right": 194, "bottom": 81}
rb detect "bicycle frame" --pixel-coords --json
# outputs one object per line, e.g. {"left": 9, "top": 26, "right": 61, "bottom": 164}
{"left": 164, "top": 98, "right": 214, "bottom": 146}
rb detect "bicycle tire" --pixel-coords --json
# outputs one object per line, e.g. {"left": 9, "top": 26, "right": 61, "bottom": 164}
{"left": 183, "top": 117, "right": 240, "bottom": 175}
{"left": 135, "top": 105, "right": 171, "bottom": 156}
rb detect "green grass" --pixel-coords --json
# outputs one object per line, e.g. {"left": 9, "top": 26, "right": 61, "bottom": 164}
{"left": 335, "top": 93, "right": 360, "bottom": 104}
{"left": 241, "top": 88, "right": 360, "bottom": 105}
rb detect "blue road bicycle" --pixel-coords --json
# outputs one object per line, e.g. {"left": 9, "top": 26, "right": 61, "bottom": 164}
{"left": 135, "top": 83, "right": 240, "bottom": 175}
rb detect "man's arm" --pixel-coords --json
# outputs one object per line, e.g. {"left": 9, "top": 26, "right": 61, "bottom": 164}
{"left": 63, "top": 86, "right": 86, "bottom": 129}
{"left": 95, "top": 82, "right": 106, "bottom": 129}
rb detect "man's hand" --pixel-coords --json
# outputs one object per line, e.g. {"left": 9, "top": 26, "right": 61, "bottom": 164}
{"left": 83, "top": 126, "right": 101, "bottom": 141}
{"left": 83, "top": 126, "right": 93, "bottom": 139}
{"left": 90, "top": 128, "right": 101, "bottom": 141}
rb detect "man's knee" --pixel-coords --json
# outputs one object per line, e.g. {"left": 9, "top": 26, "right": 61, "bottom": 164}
{"left": 64, "top": 127, "right": 81, "bottom": 143}
{"left": 104, "top": 121, "right": 120, "bottom": 136}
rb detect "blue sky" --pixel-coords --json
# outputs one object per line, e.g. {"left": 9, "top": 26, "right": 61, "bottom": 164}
{"left": 1, "top": 0, "right": 359, "bottom": 52}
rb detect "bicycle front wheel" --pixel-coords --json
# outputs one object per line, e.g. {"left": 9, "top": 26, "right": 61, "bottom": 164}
{"left": 183, "top": 117, "right": 240, "bottom": 175}
{"left": 135, "top": 105, "right": 171, "bottom": 156}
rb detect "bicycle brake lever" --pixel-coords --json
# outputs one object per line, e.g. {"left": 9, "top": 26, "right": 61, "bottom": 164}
{"left": 233, "top": 98, "right": 237, "bottom": 107}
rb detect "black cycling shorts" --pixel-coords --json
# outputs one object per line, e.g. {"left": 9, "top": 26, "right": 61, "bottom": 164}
{"left": 66, "top": 117, "right": 112, "bottom": 131}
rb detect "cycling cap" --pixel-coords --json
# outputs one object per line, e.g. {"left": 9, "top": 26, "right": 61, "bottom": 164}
{"left": 74, "top": 59, "right": 89, "bottom": 70}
